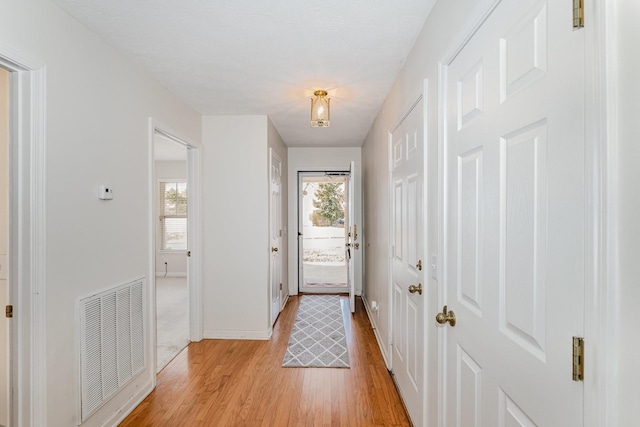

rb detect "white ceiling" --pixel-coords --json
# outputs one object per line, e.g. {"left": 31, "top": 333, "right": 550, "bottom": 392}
{"left": 52, "top": 0, "right": 435, "bottom": 147}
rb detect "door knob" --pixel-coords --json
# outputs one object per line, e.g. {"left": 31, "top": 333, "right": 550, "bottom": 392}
{"left": 345, "top": 243, "right": 351, "bottom": 248}
{"left": 354, "top": 242, "right": 360, "bottom": 249}
{"left": 186, "top": 251, "right": 191, "bottom": 257}
{"left": 408, "top": 283, "right": 422, "bottom": 295}
{"left": 436, "top": 305, "right": 456, "bottom": 327}
{"left": 271, "top": 247, "right": 278, "bottom": 252}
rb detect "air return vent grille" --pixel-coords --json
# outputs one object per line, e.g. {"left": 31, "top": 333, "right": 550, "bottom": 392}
{"left": 79, "top": 278, "right": 145, "bottom": 422}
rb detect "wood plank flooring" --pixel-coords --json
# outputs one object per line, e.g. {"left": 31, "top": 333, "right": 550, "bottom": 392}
{"left": 120, "top": 296, "right": 411, "bottom": 426}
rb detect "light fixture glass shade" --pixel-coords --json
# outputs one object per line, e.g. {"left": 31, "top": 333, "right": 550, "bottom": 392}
{"left": 311, "top": 90, "right": 330, "bottom": 127}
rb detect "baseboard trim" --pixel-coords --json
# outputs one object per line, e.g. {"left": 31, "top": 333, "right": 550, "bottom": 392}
{"left": 281, "top": 294, "right": 289, "bottom": 310}
{"left": 102, "top": 380, "right": 154, "bottom": 427}
{"left": 362, "top": 295, "right": 391, "bottom": 369}
{"left": 203, "top": 329, "right": 272, "bottom": 340}
{"left": 154, "top": 272, "right": 187, "bottom": 278}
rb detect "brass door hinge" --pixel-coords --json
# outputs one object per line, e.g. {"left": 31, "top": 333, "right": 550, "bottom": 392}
{"left": 572, "top": 336, "right": 584, "bottom": 381}
{"left": 5, "top": 305, "right": 12, "bottom": 318}
{"left": 573, "top": 0, "right": 584, "bottom": 29}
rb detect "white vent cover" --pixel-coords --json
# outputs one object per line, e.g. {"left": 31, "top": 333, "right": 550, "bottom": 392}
{"left": 79, "top": 278, "right": 145, "bottom": 422}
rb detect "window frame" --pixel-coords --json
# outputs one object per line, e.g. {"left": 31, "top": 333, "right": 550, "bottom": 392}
{"left": 158, "top": 179, "right": 188, "bottom": 252}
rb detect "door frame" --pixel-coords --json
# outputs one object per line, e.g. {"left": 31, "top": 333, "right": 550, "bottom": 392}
{"left": 148, "top": 119, "right": 202, "bottom": 379}
{"left": 583, "top": 0, "right": 616, "bottom": 425}
{"left": 435, "top": 0, "right": 613, "bottom": 425}
{"left": 0, "top": 43, "right": 47, "bottom": 426}
{"left": 297, "top": 170, "right": 350, "bottom": 294}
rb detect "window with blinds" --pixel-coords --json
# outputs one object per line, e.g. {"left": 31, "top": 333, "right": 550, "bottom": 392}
{"left": 159, "top": 181, "right": 187, "bottom": 250}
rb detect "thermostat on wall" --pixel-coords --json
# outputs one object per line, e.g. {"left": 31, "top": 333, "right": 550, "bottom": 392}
{"left": 98, "top": 185, "right": 113, "bottom": 200}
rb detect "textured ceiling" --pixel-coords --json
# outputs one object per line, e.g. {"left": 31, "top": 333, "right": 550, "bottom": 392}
{"left": 51, "top": 0, "right": 435, "bottom": 147}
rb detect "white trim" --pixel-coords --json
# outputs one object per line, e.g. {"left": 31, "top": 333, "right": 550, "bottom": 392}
{"left": 390, "top": 89, "right": 423, "bottom": 134}
{"left": 584, "top": 0, "right": 615, "bottom": 425}
{"left": 0, "top": 42, "right": 47, "bottom": 427}
{"left": 186, "top": 142, "right": 202, "bottom": 342}
{"left": 99, "top": 382, "right": 154, "bottom": 427}
{"left": 203, "top": 329, "right": 272, "bottom": 340}
{"left": 436, "top": 60, "right": 447, "bottom": 427}
{"left": 361, "top": 295, "right": 391, "bottom": 369}
{"left": 421, "top": 77, "right": 430, "bottom": 427}
{"left": 154, "top": 273, "right": 187, "bottom": 278}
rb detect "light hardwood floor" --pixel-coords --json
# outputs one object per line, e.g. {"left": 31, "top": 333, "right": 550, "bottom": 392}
{"left": 120, "top": 295, "right": 411, "bottom": 426}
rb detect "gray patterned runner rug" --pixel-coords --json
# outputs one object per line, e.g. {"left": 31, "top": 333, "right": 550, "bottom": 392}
{"left": 282, "top": 295, "right": 350, "bottom": 368}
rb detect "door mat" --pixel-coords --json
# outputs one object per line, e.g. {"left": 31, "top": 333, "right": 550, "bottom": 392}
{"left": 282, "top": 295, "right": 350, "bottom": 368}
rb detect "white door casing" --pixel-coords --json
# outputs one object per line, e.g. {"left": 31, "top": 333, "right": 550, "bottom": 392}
{"left": 149, "top": 121, "right": 202, "bottom": 376}
{"left": 347, "top": 161, "right": 356, "bottom": 313}
{"left": 440, "top": 0, "right": 584, "bottom": 425}
{"left": 270, "top": 149, "right": 283, "bottom": 326}
{"left": 0, "top": 45, "right": 47, "bottom": 427}
{"left": 391, "top": 97, "right": 425, "bottom": 426}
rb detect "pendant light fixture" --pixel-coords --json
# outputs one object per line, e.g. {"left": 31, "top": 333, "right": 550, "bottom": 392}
{"left": 310, "top": 90, "right": 330, "bottom": 127}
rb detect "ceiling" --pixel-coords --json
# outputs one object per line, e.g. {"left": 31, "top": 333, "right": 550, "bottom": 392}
{"left": 52, "top": 0, "right": 435, "bottom": 147}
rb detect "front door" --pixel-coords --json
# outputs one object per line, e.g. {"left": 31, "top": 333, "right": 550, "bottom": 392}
{"left": 270, "top": 149, "right": 283, "bottom": 326}
{"left": 391, "top": 98, "right": 425, "bottom": 425}
{"left": 441, "top": 0, "right": 584, "bottom": 425}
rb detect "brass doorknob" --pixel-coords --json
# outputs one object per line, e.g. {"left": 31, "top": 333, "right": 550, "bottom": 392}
{"left": 408, "top": 283, "right": 422, "bottom": 295}
{"left": 271, "top": 247, "right": 278, "bottom": 252}
{"left": 436, "top": 305, "right": 456, "bottom": 327}
{"left": 354, "top": 242, "right": 360, "bottom": 249}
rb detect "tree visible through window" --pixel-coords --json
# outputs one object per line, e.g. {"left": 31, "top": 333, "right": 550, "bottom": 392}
{"left": 160, "top": 181, "right": 187, "bottom": 250}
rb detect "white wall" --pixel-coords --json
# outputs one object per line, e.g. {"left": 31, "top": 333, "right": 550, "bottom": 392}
{"left": 155, "top": 161, "right": 188, "bottom": 276}
{"left": 0, "top": 0, "right": 202, "bottom": 425}
{"left": 287, "top": 148, "right": 362, "bottom": 296}
{"left": 613, "top": 0, "right": 640, "bottom": 423}
{"left": 201, "top": 116, "right": 271, "bottom": 338}
{"left": 0, "top": 66, "right": 8, "bottom": 427}
{"left": 268, "top": 119, "right": 289, "bottom": 305}
{"left": 361, "top": 1, "right": 506, "bottom": 425}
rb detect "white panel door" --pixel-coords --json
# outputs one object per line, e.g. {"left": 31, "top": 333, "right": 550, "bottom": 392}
{"left": 442, "top": 1, "right": 584, "bottom": 426}
{"left": 269, "top": 149, "right": 282, "bottom": 326}
{"left": 347, "top": 161, "right": 356, "bottom": 313}
{"left": 391, "top": 99, "right": 424, "bottom": 426}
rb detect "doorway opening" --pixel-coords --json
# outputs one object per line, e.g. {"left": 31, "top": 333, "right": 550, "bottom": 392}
{"left": 153, "top": 132, "right": 190, "bottom": 372}
{"left": 298, "top": 172, "right": 349, "bottom": 293}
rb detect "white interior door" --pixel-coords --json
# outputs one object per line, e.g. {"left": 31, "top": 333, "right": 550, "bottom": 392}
{"left": 391, "top": 98, "right": 424, "bottom": 426}
{"left": 347, "top": 161, "right": 356, "bottom": 313}
{"left": 441, "top": 0, "right": 584, "bottom": 425}
{"left": 270, "top": 149, "right": 283, "bottom": 326}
